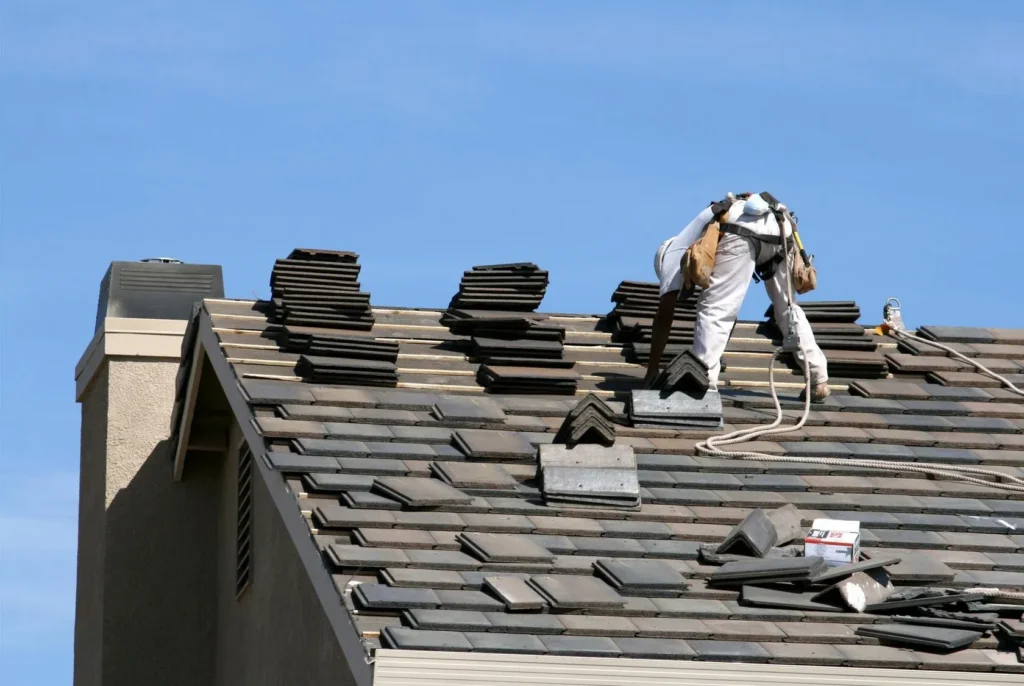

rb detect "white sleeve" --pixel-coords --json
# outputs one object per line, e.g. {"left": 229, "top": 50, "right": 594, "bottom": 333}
{"left": 657, "top": 206, "right": 714, "bottom": 296}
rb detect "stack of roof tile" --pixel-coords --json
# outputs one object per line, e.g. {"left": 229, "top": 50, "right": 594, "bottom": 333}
{"left": 609, "top": 281, "right": 704, "bottom": 363}
{"left": 629, "top": 392, "right": 723, "bottom": 430}
{"left": 269, "top": 249, "right": 374, "bottom": 330}
{"left": 764, "top": 301, "right": 878, "bottom": 352}
{"left": 476, "top": 365, "right": 580, "bottom": 395}
{"left": 447, "top": 263, "right": 549, "bottom": 312}
{"left": 537, "top": 443, "right": 640, "bottom": 510}
{"left": 442, "top": 309, "right": 543, "bottom": 336}
{"left": 608, "top": 280, "right": 701, "bottom": 323}
{"left": 281, "top": 327, "right": 398, "bottom": 360}
{"left": 471, "top": 336, "right": 568, "bottom": 368}
{"left": 267, "top": 249, "right": 398, "bottom": 387}
{"left": 441, "top": 264, "right": 574, "bottom": 386}
{"left": 295, "top": 354, "right": 398, "bottom": 387}
{"left": 553, "top": 394, "right": 617, "bottom": 447}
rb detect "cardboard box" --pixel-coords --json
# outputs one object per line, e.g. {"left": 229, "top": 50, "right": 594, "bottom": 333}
{"left": 805, "top": 518, "right": 861, "bottom": 567}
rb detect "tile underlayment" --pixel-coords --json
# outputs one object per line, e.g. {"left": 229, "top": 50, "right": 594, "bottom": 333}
{"left": 204, "top": 293, "right": 1024, "bottom": 673}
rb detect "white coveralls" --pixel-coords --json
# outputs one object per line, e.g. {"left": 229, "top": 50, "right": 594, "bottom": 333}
{"left": 655, "top": 199, "right": 829, "bottom": 390}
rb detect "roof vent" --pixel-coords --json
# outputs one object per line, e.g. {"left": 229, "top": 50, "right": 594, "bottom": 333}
{"left": 95, "top": 260, "right": 224, "bottom": 331}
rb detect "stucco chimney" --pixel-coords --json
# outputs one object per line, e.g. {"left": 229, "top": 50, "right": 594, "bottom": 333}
{"left": 73, "top": 259, "right": 224, "bottom": 686}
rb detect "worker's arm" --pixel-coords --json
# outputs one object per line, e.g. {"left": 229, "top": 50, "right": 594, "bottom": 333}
{"left": 644, "top": 291, "right": 679, "bottom": 386}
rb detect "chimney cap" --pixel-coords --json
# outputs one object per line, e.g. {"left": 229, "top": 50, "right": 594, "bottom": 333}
{"left": 95, "top": 260, "right": 224, "bottom": 332}
{"left": 140, "top": 257, "right": 183, "bottom": 264}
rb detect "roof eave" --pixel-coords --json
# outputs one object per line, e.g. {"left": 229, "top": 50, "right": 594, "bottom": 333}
{"left": 372, "top": 649, "right": 1022, "bottom": 686}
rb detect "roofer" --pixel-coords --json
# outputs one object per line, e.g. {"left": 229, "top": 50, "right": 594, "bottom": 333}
{"left": 647, "top": 191, "right": 830, "bottom": 401}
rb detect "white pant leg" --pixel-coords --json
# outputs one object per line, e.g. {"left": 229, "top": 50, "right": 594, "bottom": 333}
{"left": 692, "top": 233, "right": 757, "bottom": 389}
{"left": 762, "top": 245, "right": 829, "bottom": 383}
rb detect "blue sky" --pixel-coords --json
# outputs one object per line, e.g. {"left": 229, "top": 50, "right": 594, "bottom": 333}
{"left": 2, "top": 2, "right": 1022, "bottom": 683}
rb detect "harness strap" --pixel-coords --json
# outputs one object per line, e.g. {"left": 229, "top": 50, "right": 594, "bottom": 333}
{"left": 719, "top": 222, "right": 783, "bottom": 245}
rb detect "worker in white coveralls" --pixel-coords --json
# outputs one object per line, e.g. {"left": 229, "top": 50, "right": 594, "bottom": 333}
{"left": 645, "top": 191, "right": 831, "bottom": 402}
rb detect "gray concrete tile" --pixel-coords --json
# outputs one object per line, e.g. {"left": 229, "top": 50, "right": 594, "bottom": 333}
{"left": 482, "top": 576, "right": 547, "bottom": 611}
{"left": 764, "top": 642, "right": 846, "bottom": 666}
{"left": 613, "top": 637, "right": 696, "bottom": 659}
{"left": 559, "top": 615, "right": 638, "bottom": 637}
{"left": 381, "top": 627, "right": 471, "bottom": 651}
{"left": 481, "top": 612, "right": 565, "bottom": 635}
{"left": 328, "top": 545, "right": 409, "bottom": 569}
{"left": 688, "top": 639, "right": 770, "bottom": 662}
{"left": 464, "top": 632, "right": 547, "bottom": 654}
{"left": 632, "top": 617, "right": 711, "bottom": 639}
{"left": 313, "top": 504, "right": 396, "bottom": 528}
{"left": 651, "top": 598, "right": 731, "bottom": 619}
{"left": 460, "top": 532, "right": 554, "bottom": 563}
{"left": 354, "top": 584, "right": 440, "bottom": 609}
{"left": 433, "top": 589, "right": 505, "bottom": 612}
{"left": 539, "top": 635, "right": 621, "bottom": 657}
{"left": 834, "top": 643, "right": 921, "bottom": 668}
{"left": 391, "top": 511, "right": 466, "bottom": 531}
{"left": 405, "top": 549, "right": 481, "bottom": 570}
{"left": 381, "top": 568, "right": 465, "bottom": 589}
{"left": 529, "top": 575, "right": 625, "bottom": 610}
{"left": 405, "top": 609, "right": 492, "bottom": 631}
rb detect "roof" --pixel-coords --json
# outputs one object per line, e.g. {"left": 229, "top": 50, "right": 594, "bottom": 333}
{"left": 180, "top": 276, "right": 1024, "bottom": 679}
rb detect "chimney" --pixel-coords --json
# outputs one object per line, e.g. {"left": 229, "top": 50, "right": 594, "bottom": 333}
{"left": 94, "top": 258, "right": 224, "bottom": 331}
{"left": 74, "top": 259, "right": 225, "bottom": 686}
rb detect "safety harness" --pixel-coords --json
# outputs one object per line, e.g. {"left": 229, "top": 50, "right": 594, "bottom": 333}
{"left": 683, "top": 191, "right": 816, "bottom": 293}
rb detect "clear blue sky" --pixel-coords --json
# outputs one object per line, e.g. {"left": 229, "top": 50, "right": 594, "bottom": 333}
{"left": 2, "top": 2, "right": 1022, "bottom": 683}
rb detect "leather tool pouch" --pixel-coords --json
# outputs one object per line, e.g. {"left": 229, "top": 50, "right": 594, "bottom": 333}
{"left": 792, "top": 249, "right": 818, "bottom": 294}
{"left": 682, "top": 219, "right": 722, "bottom": 290}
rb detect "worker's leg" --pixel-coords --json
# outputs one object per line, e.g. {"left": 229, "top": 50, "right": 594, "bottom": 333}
{"left": 762, "top": 246, "right": 829, "bottom": 383}
{"left": 692, "top": 234, "right": 757, "bottom": 389}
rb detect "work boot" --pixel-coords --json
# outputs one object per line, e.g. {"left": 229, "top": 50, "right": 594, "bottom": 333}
{"left": 800, "top": 382, "right": 831, "bottom": 404}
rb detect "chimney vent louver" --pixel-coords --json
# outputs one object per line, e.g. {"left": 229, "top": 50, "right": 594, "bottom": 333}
{"left": 95, "top": 259, "right": 224, "bottom": 331}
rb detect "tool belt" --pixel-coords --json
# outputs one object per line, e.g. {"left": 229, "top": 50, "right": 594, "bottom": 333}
{"left": 681, "top": 192, "right": 817, "bottom": 293}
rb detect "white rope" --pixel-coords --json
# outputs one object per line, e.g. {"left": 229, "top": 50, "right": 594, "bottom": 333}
{"left": 693, "top": 338, "right": 1024, "bottom": 601}
{"left": 697, "top": 350, "right": 1024, "bottom": 493}
{"left": 965, "top": 587, "right": 1024, "bottom": 601}
{"left": 687, "top": 230, "right": 1024, "bottom": 594}
{"left": 694, "top": 252, "right": 1024, "bottom": 493}
{"left": 888, "top": 327, "right": 1024, "bottom": 397}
